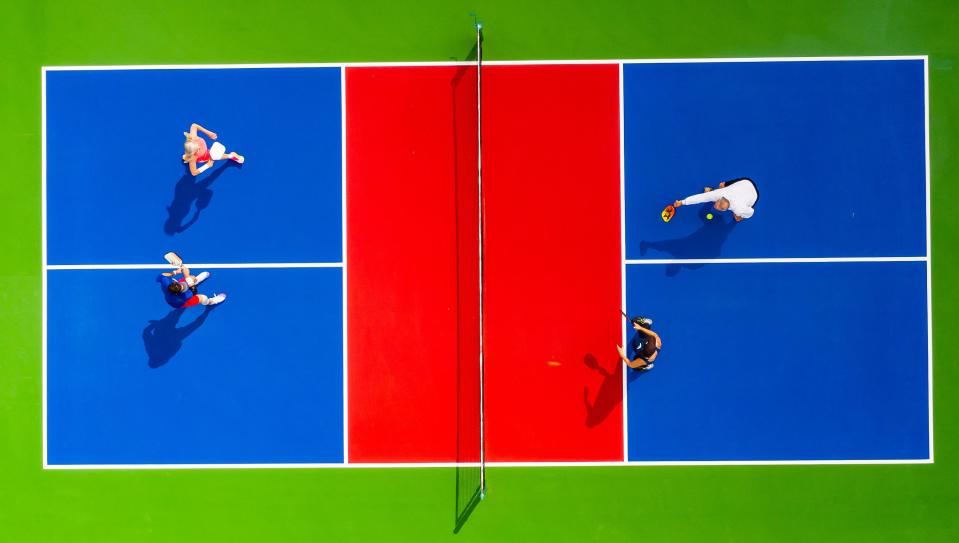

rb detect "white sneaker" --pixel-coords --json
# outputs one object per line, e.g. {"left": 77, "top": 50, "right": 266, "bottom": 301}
{"left": 205, "top": 293, "right": 227, "bottom": 305}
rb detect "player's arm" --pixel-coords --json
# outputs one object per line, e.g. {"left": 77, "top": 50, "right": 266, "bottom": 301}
{"left": 625, "top": 357, "right": 649, "bottom": 369}
{"left": 675, "top": 189, "right": 721, "bottom": 208}
{"left": 616, "top": 345, "right": 649, "bottom": 369}
{"left": 734, "top": 215, "right": 743, "bottom": 222}
{"left": 190, "top": 123, "right": 217, "bottom": 140}
{"left": 189, "top": 158, "right": 212, "bottom": 176}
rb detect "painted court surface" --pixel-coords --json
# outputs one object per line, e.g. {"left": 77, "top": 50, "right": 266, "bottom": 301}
{"left": 44, "top": 58, "right": 929, "bottom": 467}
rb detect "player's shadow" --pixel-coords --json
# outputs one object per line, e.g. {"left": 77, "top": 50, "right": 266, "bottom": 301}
{"left": 625, "top": 348, "right": 652, "bottom": 384}
{"left": 142, "top": 306, "right": 215, "bottom": 368}
{"left": 582, "top": 353, "right": 624, "bottom": 428}
{"left": 639, "top": 206, "right": 738, "bottom": 276}
{"left": 626, "top": 366, "right": 650, "bottom": 384}
{"left": 164, "top": 161, "right": 239, "bottom": 235}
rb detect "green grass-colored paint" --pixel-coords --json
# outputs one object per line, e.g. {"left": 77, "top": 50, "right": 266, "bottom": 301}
{"left": 2, "top": 1, "right": 957, "bottom": 540}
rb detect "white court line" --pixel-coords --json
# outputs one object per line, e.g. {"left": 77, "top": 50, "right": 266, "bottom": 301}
{"left": 492, "top": 459, "right": 933, "bottom": 467}
{"left": 41, "top": 55, "right": 926, "bottom": 72}
{"left": 43, "top": 61, "right": 476, "bottom": 71}
{"left": 43, "top": 458, "right": 932, "bottom": 470}
{"left": 41, "top": 68, "right": 48, "bottom": 469}
{"left": 626, "top": 256, "right": 927, "bottom": 265}
{"left": 924, "top": 57, "right": 935, "bottom": 461}
{"left": 340, "top": 66, "right": 350, "bottom": 464}
{"left": 618, "top": 62, "right": 629, "bottom": 462}
{"left": 46, "top": 262, "right": 343, "bottom": 270}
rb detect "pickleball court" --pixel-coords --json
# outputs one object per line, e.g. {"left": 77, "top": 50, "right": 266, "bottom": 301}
{"left": 42, "top": 57, "right": 930, "bottom": 469}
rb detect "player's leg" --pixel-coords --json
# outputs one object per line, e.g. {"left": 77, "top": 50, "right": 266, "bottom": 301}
{"left": 185, "top": 271, "right": 210, "bottom": 287}
{"left": 181, "top": 295, "right": 203, "bottom": 308}
{"left": 200, "top": 292, "right": 227, "bottom": 306}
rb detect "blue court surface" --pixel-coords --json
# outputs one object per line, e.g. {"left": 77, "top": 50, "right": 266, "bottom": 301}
{"left": 624, "top": 60, "right": 926, "bottom": 260}
{"left": 622, "top": 59, "right": 930, "bottom": 461}
{"left": 625, "top": 261, "right": 929, "bottom": 461}
{"left": 47, "top": 267, "right": 344, "bottom": 465}
{"left": 46, "top": 68, "right": 342, "bottom": 264}
{"left": 46, "top": 67, "right": 346, "bottom": 466}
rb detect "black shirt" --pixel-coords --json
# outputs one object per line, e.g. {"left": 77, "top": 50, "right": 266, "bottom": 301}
{"left": 630, "top": 330, "right": 658, "bottom": 362}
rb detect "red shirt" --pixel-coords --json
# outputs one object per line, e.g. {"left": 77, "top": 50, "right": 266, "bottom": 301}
{"left": 190, "top": 136, "right": 210, "bottom": 162}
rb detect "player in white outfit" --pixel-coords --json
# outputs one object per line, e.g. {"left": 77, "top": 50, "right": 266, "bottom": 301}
{"left": 674, "top": 178, "right": 759, "bottom": 222}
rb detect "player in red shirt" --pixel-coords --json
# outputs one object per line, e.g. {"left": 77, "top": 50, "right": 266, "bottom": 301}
{"left": 182, "top": 122, "right": 245, "bottom": 176}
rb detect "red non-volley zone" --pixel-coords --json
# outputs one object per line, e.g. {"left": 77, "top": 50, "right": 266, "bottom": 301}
{"left": 347, "top": 65, "right": 622, "bottom": 462}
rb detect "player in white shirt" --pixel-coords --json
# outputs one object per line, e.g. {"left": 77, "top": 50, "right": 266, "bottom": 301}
{"left": 674, "top": 178, "right": 759, "bottom": 222}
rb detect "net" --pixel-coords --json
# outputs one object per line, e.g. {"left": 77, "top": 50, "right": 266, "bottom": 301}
{"left": 476, "top": 17, "right": 487, "bottom": 502}
{"left": 453, "top": 17, "right": 485, "bottom": 532}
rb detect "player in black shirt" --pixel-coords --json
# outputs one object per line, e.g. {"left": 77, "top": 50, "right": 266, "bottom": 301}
{"left": 616, "top": 316, "right": 662, "bottom": 371}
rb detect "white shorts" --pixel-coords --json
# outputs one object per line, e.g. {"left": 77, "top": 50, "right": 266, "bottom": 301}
{"left": 209, "top": 141, "right": 226, "bottom": 160}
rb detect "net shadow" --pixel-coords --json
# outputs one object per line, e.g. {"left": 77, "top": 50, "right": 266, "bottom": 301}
{"left": 451, "top": 36, "right": 483, "bottom": 534}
